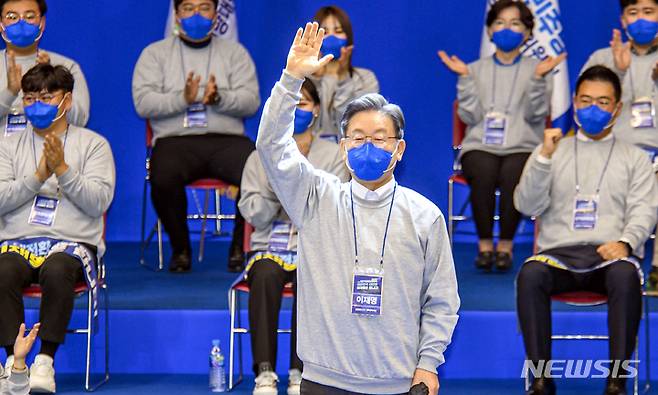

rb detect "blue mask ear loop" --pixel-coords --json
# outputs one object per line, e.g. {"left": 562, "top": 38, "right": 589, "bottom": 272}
{"left": 572, "top": 98, "right": 621, "bottom": 133}
{"left": 51, "top": 92, "right": 71, "bottom": 124}
{"left": 343, "top": 140, "right": 402, "bottom": 177}
{"left": 0, "top": 19, "right": 45, "bottom": 44}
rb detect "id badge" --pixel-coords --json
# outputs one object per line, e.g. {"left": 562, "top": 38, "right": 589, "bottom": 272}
{"left": 184, "top": 102, "right": 207, "bottom": 128}
{"left": 630, "top": 98, "right": 655, "bottom": 129}
{"left": 572, "top": 194, "right": 598, "bottom": 230}
{"left": 268, "top": 221, "right": 293, "bottom": 252}
{"left": 5, "top": 112, "right": 27, "bottom": 136}
{"left": 483, "top": 111, "right": 507, "bottom": 145}
{"left": 351, "top": 266, "right": 384, "bottom": 316}
{"left": 28, "top": 195, "right": 59, "bottom": 227}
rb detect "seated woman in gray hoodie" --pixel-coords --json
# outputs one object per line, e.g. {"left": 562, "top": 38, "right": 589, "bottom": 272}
{"left": 1, "top": 324, "right": 40, "bottom": 395}
{"left": 439, "top": 0, "right": 563, "bottom": 272}
{"left": 255, "top": 22, "right": 459, "bottom": 395}
{"left": 239, "top": 78, "right": 349, "bottom": 395}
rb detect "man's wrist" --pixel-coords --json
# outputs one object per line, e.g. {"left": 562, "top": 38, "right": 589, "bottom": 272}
{"left": 54, "top": 163, "right": 69, "bottom": 177}
{"left": 12, "top": 358, "right": 27, "bottom": 371}
{"left": 619, "top": 240, "right": 632, "bottom": 256}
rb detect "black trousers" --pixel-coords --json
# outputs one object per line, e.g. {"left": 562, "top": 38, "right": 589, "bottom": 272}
{"left": 300, "top": 379, "right": 405, "bottom": 395}
{"left": 150, "top": 134, "right": 255, "bottom": 255}
{"left": 0, "top": 252, "right": 85, "bottom": 347}
{"left": 460, "top": 150, "right": 530, "bottom": 240}
{"left": 517, "top": 252, "right": 642, "bottom": 366}
{"left": 247, "top": 258, "right": 302, "bottom": 375}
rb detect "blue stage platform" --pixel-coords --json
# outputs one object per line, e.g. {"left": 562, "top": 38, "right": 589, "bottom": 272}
{"left": 10, "top": 241, "right": 658, "bottom": 394}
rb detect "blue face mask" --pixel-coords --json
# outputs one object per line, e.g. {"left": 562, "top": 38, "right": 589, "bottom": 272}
{"left": 626, "top": 19, "right": 658, "bottom": 45}
{"left": 25, "top": 97, "right": 66, "bottom": 130}
{"left": 346, "top": 142, "right": 398, "bottom": 182}
{"left": 2, "top": 20, "right": 41, "bottom": 48}
{"left": 575, "top": 105, "right": 614, "bottom": 136}
{"left": 293, "top": 108, "right": 314, "bottom": 134}
{"left": 491, "top": 29, "right": 525, "bottom": 52}
{"left": 180, "top": 13, "right": 214, "bottom": 40}
{"left": 321, "top": 35, "right": 348, "bottom": 59}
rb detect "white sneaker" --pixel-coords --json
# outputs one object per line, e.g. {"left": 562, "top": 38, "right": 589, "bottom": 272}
{"left": 4, "top": 355, "right": 14, "bottom": 378}
{"left": 287, "top": 369, "right": 302, "bottom": 395}
{"left": 29, "top": 354, "right": 56, "bottom": 393}
{"left": 253, "top": 370, "right": 278, "bottom": 395}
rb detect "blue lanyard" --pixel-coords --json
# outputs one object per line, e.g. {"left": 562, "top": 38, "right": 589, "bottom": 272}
{"left": 349, "top": 182, "right": 397, "bottom": 268}
{"left": 574, "top": 135, "right": 616, "bottom": 195}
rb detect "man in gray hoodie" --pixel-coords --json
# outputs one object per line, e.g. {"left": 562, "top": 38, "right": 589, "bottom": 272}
{"left": 255, "top": 22, "right": 460, "bottom": 395}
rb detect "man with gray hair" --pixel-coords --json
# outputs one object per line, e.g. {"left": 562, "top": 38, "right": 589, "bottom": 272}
{"left": 255, "top": 22, "right": 459, "bottom": 395}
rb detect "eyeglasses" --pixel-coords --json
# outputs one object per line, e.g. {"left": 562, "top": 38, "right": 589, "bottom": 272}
{"left": 344, "top": 134, "right": 398, "bottom": 148}
{"left": 491, "top": 19, "right": 525, "bottom": 32}
{"left": 3, "top": 11, "right": 40, "bottom": 24}
{"left": 575, "top": 95, "right": 613, "bottom": 108}
{"left": 178, "top": 3, "right": 215, "bottom": 15}
{"left": 23, "top": 91, "right": 63, "bottom": 106}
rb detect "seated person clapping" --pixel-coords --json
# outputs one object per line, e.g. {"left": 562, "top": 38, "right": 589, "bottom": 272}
{"left": 0, "top": 64, "right": 115, "bottom": 393}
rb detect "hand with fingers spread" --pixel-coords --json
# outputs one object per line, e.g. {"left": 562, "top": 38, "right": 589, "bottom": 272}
{"left": 610, "top": 29, "right": 631, "bottom": 72}
{"left": 534, "top": 53, "right": 567, "bottom": 79}
{"left": 44, "top": 133, "right": 68, "bottom": 176}
{"left": 539, "top": 128, "right": 563, "bottom": 159}
{"left": 437, "top": 50, "right": 469, "bottom": 76}
{"left": 13, "top": 323, "right": 40, "bottom": 371}
{"left": 203, "top": 74, "right": 219, "bottom": 105}
{"left": 285, "top": 22, "right": 334, "bottom": 80}
{"left": 184, "top": 71, "right": 202, "bottom": 104}
{"left": 6, "top": 50, "right": 23, "bottom": 95}
{"left": 36, "top": 51, "right": 51, "bottom": 65}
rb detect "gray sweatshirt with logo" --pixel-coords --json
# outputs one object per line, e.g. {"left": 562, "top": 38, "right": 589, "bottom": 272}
{"left": 132, "top": 36, "right": 260, "bottom": 144}
{"left": 0, "top": 49, "right": 90, "bottom": 130}
{"left": 514, "top": 134, "right": 658, "bottom": 256}
{"left": 256, "top": 71, "right": 460, "bottom": 394}
{"left": 0, "top": 125, "right": 115, "bottom": 255}
{"left": 458, "top": 56, "right": 552, "bottom": 156}
{"left": 582, "top": 47, "right": 658, "bottom": 148}
{"left": 239, "top": 138, "right": 349, "bottom": 252}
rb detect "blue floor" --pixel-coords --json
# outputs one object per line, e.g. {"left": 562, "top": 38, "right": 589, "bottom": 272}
{"left": 54, "top": 375, "right": 658, "bottom": 395}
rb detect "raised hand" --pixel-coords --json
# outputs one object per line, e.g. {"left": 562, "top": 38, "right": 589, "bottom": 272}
{"left": 534, "top": 53, "right": 567, "bottom": 78}
{"left": 184, "top": 71, "right": 201, "bottom": 104}
{"left": 285, "top": 22, "right": 334, "bottom": 80}
{"left": 610, "top": 29, "right": 631, "bottom": 72}
{"left": 44, "top": 133, "right": 68, "bottom": 176}
{"left": 539, "top": 128, "right": 563, "bottom": 159}
{"left": 6, "top": 50, "right": 22, "bottom": 95}
{"left": 203, "top": 74, "right": 219, "bottom": 105}
{"left": 35, "top": 154, "right": 52, "bottom": 182}
{"left": 437, "top": 50, "right": 469, "bottom": 76}
{"left": 36, "top": 50, "right": 50, "bottom": 65}
{"left": 13, "top": 323, "right": 40, "bottom": 371}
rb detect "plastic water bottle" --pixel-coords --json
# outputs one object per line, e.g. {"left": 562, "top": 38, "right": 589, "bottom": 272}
{"left": 209, "top": 339, "right": 226, "bottom": 392}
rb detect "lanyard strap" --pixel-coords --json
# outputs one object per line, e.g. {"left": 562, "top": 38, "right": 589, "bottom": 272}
{"left": 32, "top": 126, "right": 69, "bottom": 195}
{"left": 628, "top": 61, "right": 656, "bottom": 102}
{"left": 490, "top": 59, "right": 521, "bottom": 114}
{"left": 574, "top": 136, "right": 616, "bottom": 195}
{"left": 350, "top": 182, "right": 397, "bottom": 268}
{"left": 178, "top": 39, "right": 214, "bottom": 88}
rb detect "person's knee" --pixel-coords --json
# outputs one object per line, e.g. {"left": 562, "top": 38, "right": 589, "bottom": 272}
{"left": 248, "top": 259, "right": 283, "bottom": 286}
{"left": 39, "top": 254, "right": 78, "bottom": 285}
{"left": 0, "top": 255, "right": 26, "bottom": 289}
{"left": 607, "top": 261, "right": 641, "bottom": 292}
{"left": 517, "top": 262, "right": 550, "bottom": 291}
{"left": 149, "top": 166, "right": 184, "bottom": 191}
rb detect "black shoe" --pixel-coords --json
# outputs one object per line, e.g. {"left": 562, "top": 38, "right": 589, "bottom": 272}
{"left": 494, "top": 251, "right": 513, "bottom": 272}
{"left": 227, "top": 250, "right": 245, "bottom": 273}
{"left": 649, "top": 266, "right": 658, "bottom": 291}
{"left": 475, "top": 251, "right": 494, "bottom": 271}
{"left": 604, "top": 378, "right": 627, "bottom": 395}
{"left": 168, "top": 251, "right": 192, "bottom": 273}
{"left": 526, "top": 378, "right": 556, "bottom": 395}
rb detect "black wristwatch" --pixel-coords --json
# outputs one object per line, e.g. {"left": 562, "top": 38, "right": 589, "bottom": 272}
{"left": 619, "top": 241, "right": 632, "bottom": 256}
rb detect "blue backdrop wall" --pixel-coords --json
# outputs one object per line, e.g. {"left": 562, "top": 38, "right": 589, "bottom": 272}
{"left": 26, "top": 0, "right": 623, "bottom": 241}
